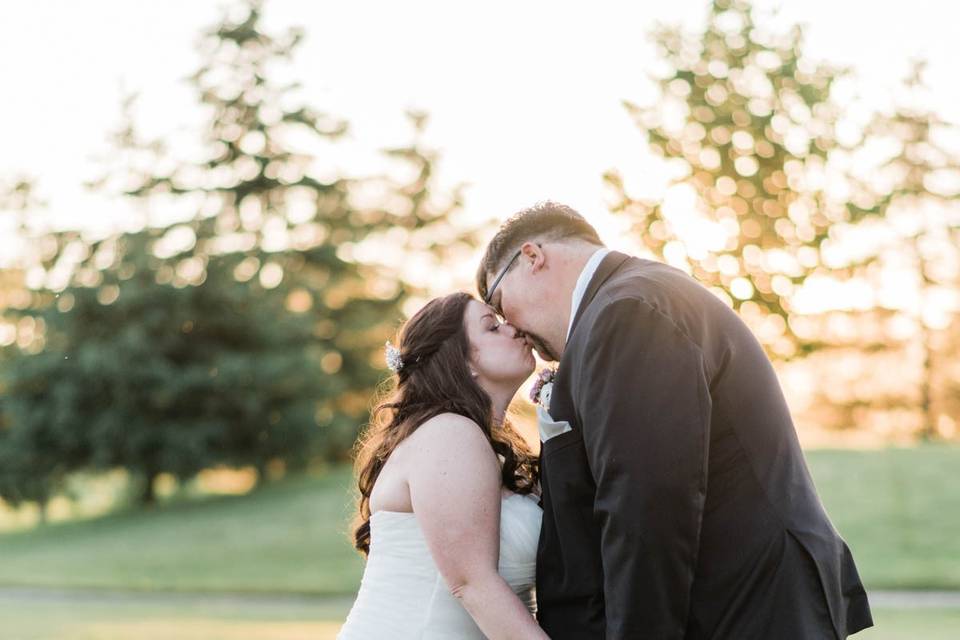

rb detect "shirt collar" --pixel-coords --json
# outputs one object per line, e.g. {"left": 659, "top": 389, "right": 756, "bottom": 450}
{"left": 567, "top": 247, "right": 610, "bottom": 341}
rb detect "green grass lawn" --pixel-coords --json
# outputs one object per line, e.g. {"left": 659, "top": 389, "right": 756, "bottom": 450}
{"left": 0, "top": 593, "right": 352, "bottom": 640}
{"left": 0, "top": 446, "right": 957, "bottom": 597}
{"left": 0, "top": 468, "right": 365, "bottom": 595}
{"left": 0, "top": 596, "right": 957, "bottom": 639}
{"left": 1, "top": 446, "right": 959, "bottom": 638}
{"left": 806, "top": 445, "right": 960, "bottom": 590}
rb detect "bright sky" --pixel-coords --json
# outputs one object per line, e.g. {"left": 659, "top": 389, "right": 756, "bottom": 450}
{"left": 2, "top": 0, "right": 959, "bottom": 293}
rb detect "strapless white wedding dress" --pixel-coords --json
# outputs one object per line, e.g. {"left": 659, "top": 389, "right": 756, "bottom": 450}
{"left": 337, "top": 492, "right": 542, "bottom": 639}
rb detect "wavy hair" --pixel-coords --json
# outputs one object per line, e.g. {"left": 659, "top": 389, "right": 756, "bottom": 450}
{"left": 351, "top": 292, "right": 539, "bottom": 556}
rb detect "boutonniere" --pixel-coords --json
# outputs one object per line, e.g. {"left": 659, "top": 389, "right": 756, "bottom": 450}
{"left": 529, "top": 367, "right": 557, "bottom": 411}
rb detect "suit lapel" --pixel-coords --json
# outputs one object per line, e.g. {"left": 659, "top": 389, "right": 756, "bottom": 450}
{"left": 568, "top": 250, "right": 631, "bottom": 339}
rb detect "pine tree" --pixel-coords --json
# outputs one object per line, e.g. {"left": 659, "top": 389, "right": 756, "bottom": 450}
{"left": 605, "top": 0, "right": 862, "bottom": 357}
{"left": 848, "top": 62, "right": 960, "bottom": 439}
{"left": 1, "top": 0, "right": 469, "bottom": 508}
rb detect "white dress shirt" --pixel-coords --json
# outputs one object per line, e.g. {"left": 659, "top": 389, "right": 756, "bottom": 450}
{"left": 537, "top": 247, "right": 610, "bottom": 443}
{"left": 566, "top": 247, "right": 610, "bottom": 341}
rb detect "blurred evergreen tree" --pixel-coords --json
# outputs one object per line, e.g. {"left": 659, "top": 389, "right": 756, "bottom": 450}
{"left": 1, "top": 0, "right": 468, "bottom": 508}
{"left": 0, "top": 330, "right": 92, "bottom": 519}
{"left": 0, "top": 178, "right": 75, "bottom": 520}
{"left": 605, "top": 0, "right": 866, "bottom": 357}
{"left": 845, "top": 62, "right": 960, "bottom": 440}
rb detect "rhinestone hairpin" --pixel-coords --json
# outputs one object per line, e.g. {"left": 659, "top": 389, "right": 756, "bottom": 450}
{"left": 385, "top": 340, "right": 403, "bottom": 372}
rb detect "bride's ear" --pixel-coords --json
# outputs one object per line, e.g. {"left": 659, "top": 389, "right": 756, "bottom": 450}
{"left": 465, "top": 355, "right": 479, "bottom": 379}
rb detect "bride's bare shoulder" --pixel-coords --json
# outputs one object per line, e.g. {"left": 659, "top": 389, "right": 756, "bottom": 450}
{"left": 403, "top": 413, "right": 497, "bottom": 464}
{"left": 409, "top": 412, "right": 486, "bottom": 441}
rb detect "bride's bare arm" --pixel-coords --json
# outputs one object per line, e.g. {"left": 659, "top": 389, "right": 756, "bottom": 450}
{"left": 407, "top": 413, "right": 549, "bottom": 640}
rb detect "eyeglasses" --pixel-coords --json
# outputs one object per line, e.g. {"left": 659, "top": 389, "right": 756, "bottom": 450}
{"left": 483, "top": 247, "right": 523, "bottom": 309}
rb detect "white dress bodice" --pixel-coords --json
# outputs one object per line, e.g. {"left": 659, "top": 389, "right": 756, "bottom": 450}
{"left": 337, "top": 492, "right": 543, "bottom": 639}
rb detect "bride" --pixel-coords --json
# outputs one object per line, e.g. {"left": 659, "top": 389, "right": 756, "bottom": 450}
{"left": 337, "top": 292, "right": 549, "bottom": 639}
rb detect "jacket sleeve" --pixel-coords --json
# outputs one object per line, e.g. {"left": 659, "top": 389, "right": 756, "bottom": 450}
{"left": 576, "top": 297, "right": 710, "bottom": 639}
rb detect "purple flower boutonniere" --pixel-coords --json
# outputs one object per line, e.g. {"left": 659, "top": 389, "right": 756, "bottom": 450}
{"left": 529, "top": 367, "right": 557, "bottom": 407}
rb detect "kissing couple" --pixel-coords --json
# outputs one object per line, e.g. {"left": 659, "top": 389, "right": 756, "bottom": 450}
{"left": 338, "top": 201, "right": 873, "bottom": 639}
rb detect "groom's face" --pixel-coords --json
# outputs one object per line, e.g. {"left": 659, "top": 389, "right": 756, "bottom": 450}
{"left": 485, "top": 243, "right": 562, "bottom": 362}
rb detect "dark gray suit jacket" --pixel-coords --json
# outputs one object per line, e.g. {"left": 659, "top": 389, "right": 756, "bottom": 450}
{"left": 536, "top": 251, "right": 872, "bottom": 639}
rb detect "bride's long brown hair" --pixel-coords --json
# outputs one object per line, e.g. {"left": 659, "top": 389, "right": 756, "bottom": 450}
{"left": 351, "top": 292, "right": 539, "bottom": 556}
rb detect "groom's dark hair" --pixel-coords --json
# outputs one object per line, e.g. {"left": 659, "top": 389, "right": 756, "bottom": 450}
{"left": 476, "top": 200, "right": 604, "bottom": 301}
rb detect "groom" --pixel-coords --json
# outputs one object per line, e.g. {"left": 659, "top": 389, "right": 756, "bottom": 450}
{"left": 477, "top": 202, "right": 873, "bottom": 639}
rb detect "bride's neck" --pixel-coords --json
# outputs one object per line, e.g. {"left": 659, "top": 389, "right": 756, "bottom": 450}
{"left": 483, "top": 381, "right": 519, "bottom": 428}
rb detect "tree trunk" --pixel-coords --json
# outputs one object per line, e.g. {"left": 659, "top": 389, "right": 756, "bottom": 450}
{"left": 919, "top": 324, "right": 936, "bottom": 441}
{"left": 918, "top": 254, "right": 937, "bottom": 441}
{"left": 140, "top": 472, "right": 158, "bottom": 506}
{"left": 255, "top": 460, "right": 268, "bottom": 486}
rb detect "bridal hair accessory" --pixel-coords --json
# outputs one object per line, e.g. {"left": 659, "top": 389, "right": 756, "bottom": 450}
{"left": 529, "top": 367, "right": 556, "bottom": 405}
{"left": 385, "top": 340, "right": 404, "bottom": 372}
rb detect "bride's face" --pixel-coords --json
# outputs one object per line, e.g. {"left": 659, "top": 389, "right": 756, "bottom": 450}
{"left": 464, "top": 300, "right": 535, "bottom": 389}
